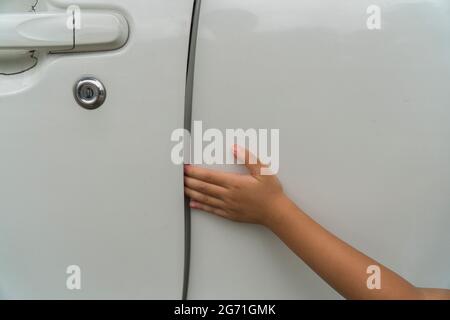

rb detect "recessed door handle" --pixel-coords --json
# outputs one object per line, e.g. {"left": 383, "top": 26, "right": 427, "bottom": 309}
{"left": 0, "top": 11, "right": 129, "bottom": 53}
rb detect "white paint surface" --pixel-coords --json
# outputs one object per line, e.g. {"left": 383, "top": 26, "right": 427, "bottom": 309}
{"left": 190, "top": 0, "right": 450, "bottom": 299}
{"left": 0, "top": 0, "right": 192, "bottom": 299}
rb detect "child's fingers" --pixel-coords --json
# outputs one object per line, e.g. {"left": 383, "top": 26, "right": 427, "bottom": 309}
{"left": 184, "top": 165, "right": 234, "bottom": 187}
{"left": 184, "top": 187, "right": 226, "bottom": 209}
{"left": 232, "top": 144, "right": 267, "bottom": 177}
{"left": 190, "top": 201, "right": 229, "bottom": 219}
{"left": 184, "top": 177, "right": 228, "bottom": 200}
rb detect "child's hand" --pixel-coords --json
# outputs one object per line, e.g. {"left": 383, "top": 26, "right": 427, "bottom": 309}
{"left": 184, "top": 145, "right": 287, "bottom": 227}
{"left": 185, "top": 149, "right": 450, "bottom": 300}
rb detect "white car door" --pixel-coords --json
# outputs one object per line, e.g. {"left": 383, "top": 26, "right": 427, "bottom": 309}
{"left": 0, "top": 0, "right": 193, "bottom": 299}
{"left": 190, "top": 0, "right": 450, "bottom": 299}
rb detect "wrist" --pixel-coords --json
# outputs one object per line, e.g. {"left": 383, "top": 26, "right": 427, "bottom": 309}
{"left": 261, "top": 193, "right": 297, "bottom": 229}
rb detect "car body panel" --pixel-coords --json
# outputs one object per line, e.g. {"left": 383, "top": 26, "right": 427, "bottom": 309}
{"left": 190, "top": 0, "right": 450, "bottom": 299}
{"left": 0, "top": 0, "right": 192, "bottom": 299}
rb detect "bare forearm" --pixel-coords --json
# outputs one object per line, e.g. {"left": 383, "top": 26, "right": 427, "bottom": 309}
{"left": 265, "top": 196, "right": 432, "bottom": 300}
{"left": 183, "top": 149, "right": 450, "bottom": 300}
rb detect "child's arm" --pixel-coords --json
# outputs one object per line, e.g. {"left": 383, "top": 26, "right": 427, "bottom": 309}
{"left": 184, "top": 145, "right": 450, "bottom": 300}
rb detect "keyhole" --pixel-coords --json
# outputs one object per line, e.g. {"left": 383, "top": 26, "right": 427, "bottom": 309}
{"left": 74, "top": 77, "right": 106, "bottom": 110}
{"left": 82, "top": 86, "right": 95, "bottom": 100}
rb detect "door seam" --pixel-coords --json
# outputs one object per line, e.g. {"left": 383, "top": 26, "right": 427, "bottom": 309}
{"left": 182, "top": 0, "right": 202, "bottom": 301}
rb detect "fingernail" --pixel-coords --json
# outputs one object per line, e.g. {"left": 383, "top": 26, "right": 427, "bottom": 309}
{"left": 234, "top": 145, "right": 246, "bottom": 161}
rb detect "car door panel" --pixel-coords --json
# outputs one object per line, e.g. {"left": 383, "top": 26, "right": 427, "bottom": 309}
{"left": 0, "top": 0, "right": 193, "bottom": 299}
{"left": 189, "top": 0, "right": 450, "bottom": 299}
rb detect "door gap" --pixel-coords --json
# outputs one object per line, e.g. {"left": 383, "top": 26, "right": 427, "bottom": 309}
{"left": 182, "top": 0, "right": 202, "bottom": 301}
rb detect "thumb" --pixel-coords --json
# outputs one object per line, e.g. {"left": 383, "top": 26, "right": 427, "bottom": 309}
{"left": 232, "top": 144, "right": 265, "bottom": 176}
